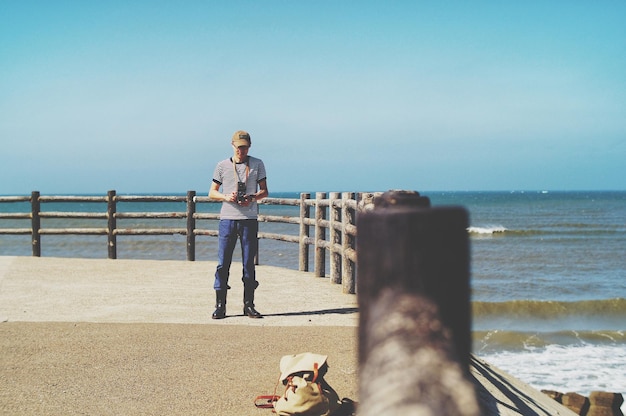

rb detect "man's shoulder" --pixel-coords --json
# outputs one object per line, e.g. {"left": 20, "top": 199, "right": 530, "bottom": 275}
{"left": 248, "top": 156, "right": 265, "bottom": 165}
{"left": 215, "top": 157, "right": 233, "bottom": 167}
{"left": 213, "top": 158, "right": 232, "bottom": 180}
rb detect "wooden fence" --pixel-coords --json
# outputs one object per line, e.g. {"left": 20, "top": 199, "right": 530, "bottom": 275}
{"left": 0, "top": 190, "right": 380, "bottom": 294}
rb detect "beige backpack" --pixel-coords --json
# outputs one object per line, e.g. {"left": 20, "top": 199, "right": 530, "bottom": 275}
{"left": 255, "top": 352, "right": 342, "bottom": 416}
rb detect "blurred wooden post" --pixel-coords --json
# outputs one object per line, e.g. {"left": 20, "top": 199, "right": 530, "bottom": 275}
{"left": 314, "top": 192, "right": 326, "bottom": 277}
{"left": 107, "top": 190, "right": 116, "bottom": 259}
{"left": 329, "top": 192, "right": 342, "bottom": 284}
{"left": 298, "top": 193, "right": 310, "bottom": 272}
{"left": 31, "top": 191, "right": 40, "bottom": 257}
{"left": 186, "top": 190, "right": 196, "bottom": 261}
{"left": 357, "top": 190, "right": 479, "bottom": 416}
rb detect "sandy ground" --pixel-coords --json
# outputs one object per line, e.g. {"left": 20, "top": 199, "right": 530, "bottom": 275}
{"left": 0, "top": 256, "right": 358, "bottom": 416}
{"left": 0, "top": 256, "right": 577, "bottom": 416}
{"left": 0, "top": 322, "right": 357, "bottom": 415}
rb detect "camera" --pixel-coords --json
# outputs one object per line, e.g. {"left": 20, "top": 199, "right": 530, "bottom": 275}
{"left": 236, "top": 182, "right": 248, "bottom": 203}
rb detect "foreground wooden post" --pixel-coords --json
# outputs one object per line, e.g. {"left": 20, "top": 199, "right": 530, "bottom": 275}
{"left": 31, "top": 191, "right": 40, "bottom": 257}
{"left": 107, "top": 190, "right": 116, "bottom": 259}
{"left": 357, "top": 190, "right": 479, "bottom": 416}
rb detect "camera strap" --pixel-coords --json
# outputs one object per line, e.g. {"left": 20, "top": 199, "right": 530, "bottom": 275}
{"left": 232, "top": 158, "right": 249, "bottom": 185}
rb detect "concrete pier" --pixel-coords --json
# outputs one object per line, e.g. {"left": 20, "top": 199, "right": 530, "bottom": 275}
{"left": 0, "top": 256, "right": 576, "bottom": 415}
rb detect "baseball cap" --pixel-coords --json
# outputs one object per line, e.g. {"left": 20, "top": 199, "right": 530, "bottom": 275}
{"left": 231, "top": 130, "right": 251, "bottom": 147}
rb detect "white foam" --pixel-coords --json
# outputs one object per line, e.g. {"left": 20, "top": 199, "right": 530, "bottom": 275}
{"left": 468, "top": 225, "right": 507, "bottom": 234}
{"left": 480, "top": 344, "right": 626, "bottom": 412}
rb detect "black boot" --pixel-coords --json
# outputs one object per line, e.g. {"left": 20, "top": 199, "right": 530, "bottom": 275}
{"left": 212, "top": 290, "right": 227, "bottom": 319}
{"left": 243, "top": 285, "right": 262, "bottom": 318}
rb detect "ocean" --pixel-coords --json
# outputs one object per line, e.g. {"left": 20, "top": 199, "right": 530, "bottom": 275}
{"left": 435, "top": 191, "right": 626, "bottom": 412}
{"left": 1, "top": 190, "right": 625, "bottom": 408}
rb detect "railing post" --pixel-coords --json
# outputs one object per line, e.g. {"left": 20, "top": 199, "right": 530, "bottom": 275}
{"left": 107, "top": 190, "right": 117, "bottom": 259}
{"left": 298, "top": 193, "right": 310, "bottom": 272}
{"left": 31, "top": 191, "right": 40, "bottom": 257}
{"left": 341, "top": 192, "right": 355, "bottom": 294}
{"left": 329, "top": 192, "right": 342, "bottom": 284}
{"left": 186, "top": 190, "right": 196, "bottom": 261}
{"left": 314, "top": 192, "right": 326, "bottom": 277}
{"left": 357, "top": 190, "right": 478, "bottom": 415}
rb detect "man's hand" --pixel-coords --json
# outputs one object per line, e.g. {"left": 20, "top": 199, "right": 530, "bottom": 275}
{"left": 238, "top": 194, "right": 253, "bottom": 206}
{"left": 225, "top": 192, "right": 238, "bottom": 203}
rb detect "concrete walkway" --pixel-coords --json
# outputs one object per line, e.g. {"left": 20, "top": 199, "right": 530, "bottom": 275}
{"left": 0, "top": 256, "right": 358, "bottom": 326}
{"left": 0, "top": 256, "right": 576, "bottom": 416}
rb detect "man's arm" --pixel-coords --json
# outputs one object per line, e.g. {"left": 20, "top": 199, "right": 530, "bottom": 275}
{"left": 251, "top": 179, "right": 268, "bottom": 201}
{"left": 209, "top": 181, "right": 236, "bottom": 203}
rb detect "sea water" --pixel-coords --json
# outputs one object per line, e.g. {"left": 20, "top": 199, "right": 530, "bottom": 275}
{"left": 437, "top": 191, "right": 626, "bottom": 410}
{"left": 1, "top": 190, "right": 625, "bottom": 407}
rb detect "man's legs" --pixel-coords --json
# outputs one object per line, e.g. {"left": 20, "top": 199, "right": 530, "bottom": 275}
{"left": 239, "top": 220, "right": 262, "bottom": 318}
{"left": 213, "top": 220, "right": 237, "bottom": 319}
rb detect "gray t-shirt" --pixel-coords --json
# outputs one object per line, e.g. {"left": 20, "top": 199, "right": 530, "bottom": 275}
{"left": 212, "top": 156, "right": 266, "bottom": 220}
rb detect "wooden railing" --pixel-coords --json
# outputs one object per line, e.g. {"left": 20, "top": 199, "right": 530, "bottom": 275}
{"left": 0, "top": 190, "right": 381, "bottom": 293}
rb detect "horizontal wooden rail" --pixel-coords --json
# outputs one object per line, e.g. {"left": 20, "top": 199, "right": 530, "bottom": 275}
{"left": 260, "top": 197, "right": 300, "bottom": 206}
{"left": 0, "top": 213, "right": 31, "bottom": 219}
{"left": 193, "top": 213, "right": 220, "bottom": 220}
{"left": 39, "top": 195, "right": 107, "bottom": 203}
{"left": 114, "top": 228, "right": 187, "bottom": 235}
{"left": 40, "top": 228, "right": 108, "bottom": 235}
{"left": 40, "top": 212, "right": 108, "bottom": 219}
{"left": 0, "top": 228, "right": 32, "bottom": 235}
{"left": 0, "top": 196, "right": 30, "bottom": 203}
{"left": 193, "top": 230, "right": 219, "bottom": 236}
{"left": 0, "top": 190, "right": 381, "bottom": 293}
{"left": 258, "top": 215, "right": 300, "bottom": 224}
{"left": 116, "top": 195, "right": 187, "bottom": 202}
{"left": 116, "top": 212, "right": 187, "bottom": 219}
{"left": 257, "top": 232, "right": 300, "bottom": 243}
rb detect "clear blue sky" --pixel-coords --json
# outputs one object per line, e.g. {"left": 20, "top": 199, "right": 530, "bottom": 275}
{"left": 1, "top": 1, "right": 625, "bottom": 194}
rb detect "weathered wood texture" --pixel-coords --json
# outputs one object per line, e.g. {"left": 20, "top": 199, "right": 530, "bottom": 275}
{"left": 357, "top": 190, "right": 479, "bottom": 415}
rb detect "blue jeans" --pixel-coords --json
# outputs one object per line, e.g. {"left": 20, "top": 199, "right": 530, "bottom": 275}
{"left": 214, "top": 219, "right": 258, "bottom": 291}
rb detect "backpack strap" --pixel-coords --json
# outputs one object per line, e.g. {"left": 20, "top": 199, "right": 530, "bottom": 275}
{"left": 254, "top": 395, "right": 280, "bottom": 409}
{"left": 312, "top": 362, "right": 319, "bottom": 383}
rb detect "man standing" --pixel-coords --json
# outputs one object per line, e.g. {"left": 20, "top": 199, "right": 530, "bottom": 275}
{"left": 209, "top": 130, "right": 268, "bottom": 319}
